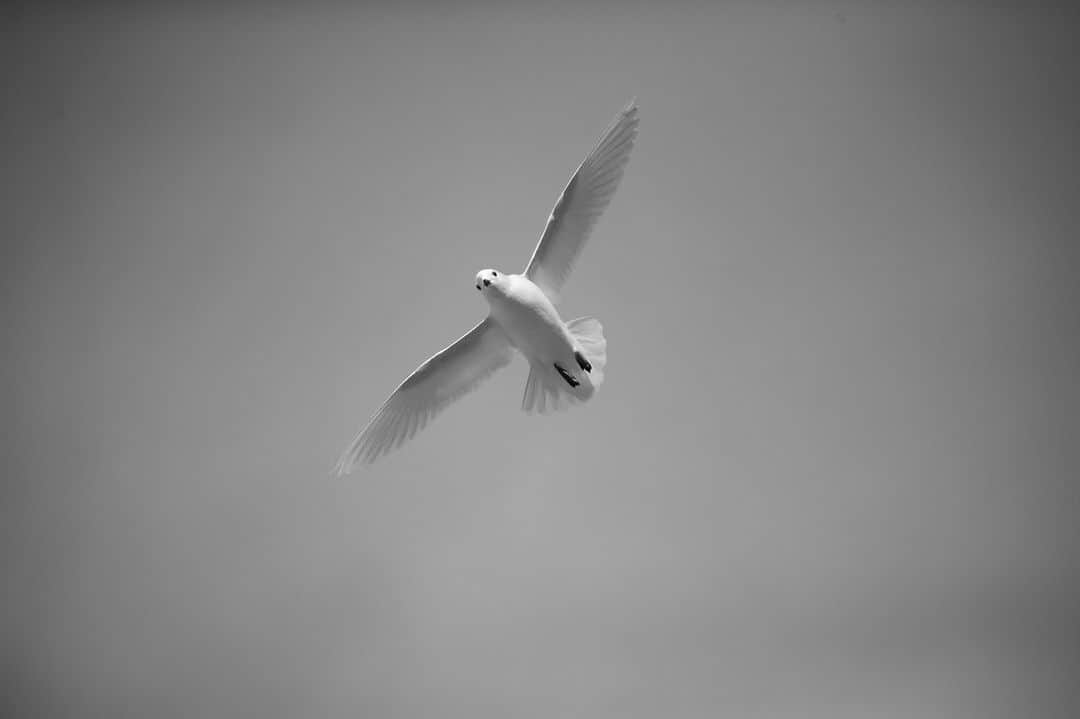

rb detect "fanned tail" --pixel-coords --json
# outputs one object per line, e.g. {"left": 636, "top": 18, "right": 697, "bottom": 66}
{"left": 521, "top": 317, "right": 607, "bottom": 414}
{"left": 567, "top": 316, "right": 606, "bottom": 386}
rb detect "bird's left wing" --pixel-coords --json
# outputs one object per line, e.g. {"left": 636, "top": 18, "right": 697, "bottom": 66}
{"left": 523, "top": 101, "right": 639, "bottom": 304}
{"left": 335, "top": 317, "right": 513, "bottom": 473}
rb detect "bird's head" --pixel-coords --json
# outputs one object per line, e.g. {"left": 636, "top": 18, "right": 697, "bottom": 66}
{"left": 474, "top": 268, "right": 504, "bottom": 294}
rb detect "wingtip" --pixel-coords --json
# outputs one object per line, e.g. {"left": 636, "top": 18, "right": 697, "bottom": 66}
{"left": 332, "top": 448, "right": 367, "bottom": 477}
{"left": 618, "top": 99, "right": 640, "bottom": 135}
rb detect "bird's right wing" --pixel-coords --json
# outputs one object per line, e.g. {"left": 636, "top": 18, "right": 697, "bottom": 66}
{"left": 523, "top": 101, "right": 639, "bottom": 304}
{"left": 335, "top": 317, "right": 513, "bottom": 473}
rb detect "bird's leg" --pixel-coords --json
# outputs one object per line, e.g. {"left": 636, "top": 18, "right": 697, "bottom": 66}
{"left": 554, "top": 363, "right": 580, "bottom": 388}
{"left": 574, "top": 350, "right": 592, "bottom": 373}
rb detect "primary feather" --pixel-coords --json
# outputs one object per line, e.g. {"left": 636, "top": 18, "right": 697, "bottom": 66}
{"left": 335, "top": 318, "right": 512, "bottom": 473}
{"left": 524, "top": 101, "right": 639, "bottom": 304}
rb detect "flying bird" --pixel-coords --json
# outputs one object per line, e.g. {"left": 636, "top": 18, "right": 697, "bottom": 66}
{"left": 335, "top": 101, "right": 639, "bottom": 473}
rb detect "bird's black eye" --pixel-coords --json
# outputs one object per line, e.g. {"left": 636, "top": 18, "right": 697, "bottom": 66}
{"left": 493, "top": 271, "right": 498, "bottom": 276}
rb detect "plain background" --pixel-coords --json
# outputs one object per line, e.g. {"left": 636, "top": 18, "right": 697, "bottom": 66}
{"left": 4, "top": 2, "right": 1079, "bottom": 717}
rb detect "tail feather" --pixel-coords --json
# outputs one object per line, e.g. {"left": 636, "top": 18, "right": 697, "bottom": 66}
{"left": 521, "top": 317, "right": 608, "bottom": 414}
{"left": 522, "top": 361, "right": 588, "bottom": 414}
{"left": 567, "top": 316, "right": 607, "bottom": 386}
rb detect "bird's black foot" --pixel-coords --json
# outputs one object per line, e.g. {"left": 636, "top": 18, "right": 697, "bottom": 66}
{"left": 554, "top": 363, "right": 580, "bottom": 388}
{"left": 574, "top": 350, "right": 592, "bottom": 373}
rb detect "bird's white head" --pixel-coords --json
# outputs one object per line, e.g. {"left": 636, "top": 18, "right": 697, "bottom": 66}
{"left": 474, "top": 268, "right": 504, "bottom": 294}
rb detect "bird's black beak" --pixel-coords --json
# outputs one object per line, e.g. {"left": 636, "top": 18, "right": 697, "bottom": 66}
{"left": 483, "top": 278, "right": 491, "bottom": 287}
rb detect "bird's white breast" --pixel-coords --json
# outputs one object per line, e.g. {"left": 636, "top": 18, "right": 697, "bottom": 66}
{"left": 485, "top": 274, "right": 573, "bottom": 361}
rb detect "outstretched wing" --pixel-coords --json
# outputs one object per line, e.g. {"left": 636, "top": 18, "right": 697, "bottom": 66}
{"left": 523, "top": 101, "right": 639, "bottom": 304}
{"left": 335, "top": 317, "right": 513, "bottom": 473}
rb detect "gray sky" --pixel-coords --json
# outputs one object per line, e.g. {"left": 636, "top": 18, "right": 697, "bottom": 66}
{"left": 4, "top": 2, "right": 1079, "bottom": 717}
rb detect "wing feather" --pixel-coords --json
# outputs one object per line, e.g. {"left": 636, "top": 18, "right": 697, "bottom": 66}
{"left": 335, "top": 317, "right": 513, "bottom": 473}
{"left": 523, "top": 101, "right": 639, "bottom": 303}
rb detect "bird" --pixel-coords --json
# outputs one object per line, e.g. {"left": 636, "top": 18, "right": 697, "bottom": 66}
{"left": 335, "top": 101, "right": 639, "bottom": 473}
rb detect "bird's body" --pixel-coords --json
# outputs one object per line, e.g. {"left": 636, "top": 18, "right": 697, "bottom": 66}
{"left": 335, "top": 101, "right": 638, "bottom": 472}
{"left": 480, "top": 272, "right": 580, "bottom": 380}
{"left": 482, "top": 272, "right": 568, "bottom": 360}
{"left": 477, "top": 269, "right": 602, "bottom": 406}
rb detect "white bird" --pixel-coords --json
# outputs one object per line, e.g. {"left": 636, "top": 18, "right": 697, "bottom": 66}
{"left": 335, "top": 101, "right": 639, "bottom": 473}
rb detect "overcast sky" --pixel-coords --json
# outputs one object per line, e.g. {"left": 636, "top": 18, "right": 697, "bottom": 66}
{"left": 4, "top": 2, "right": 1079, "bottom": 717}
